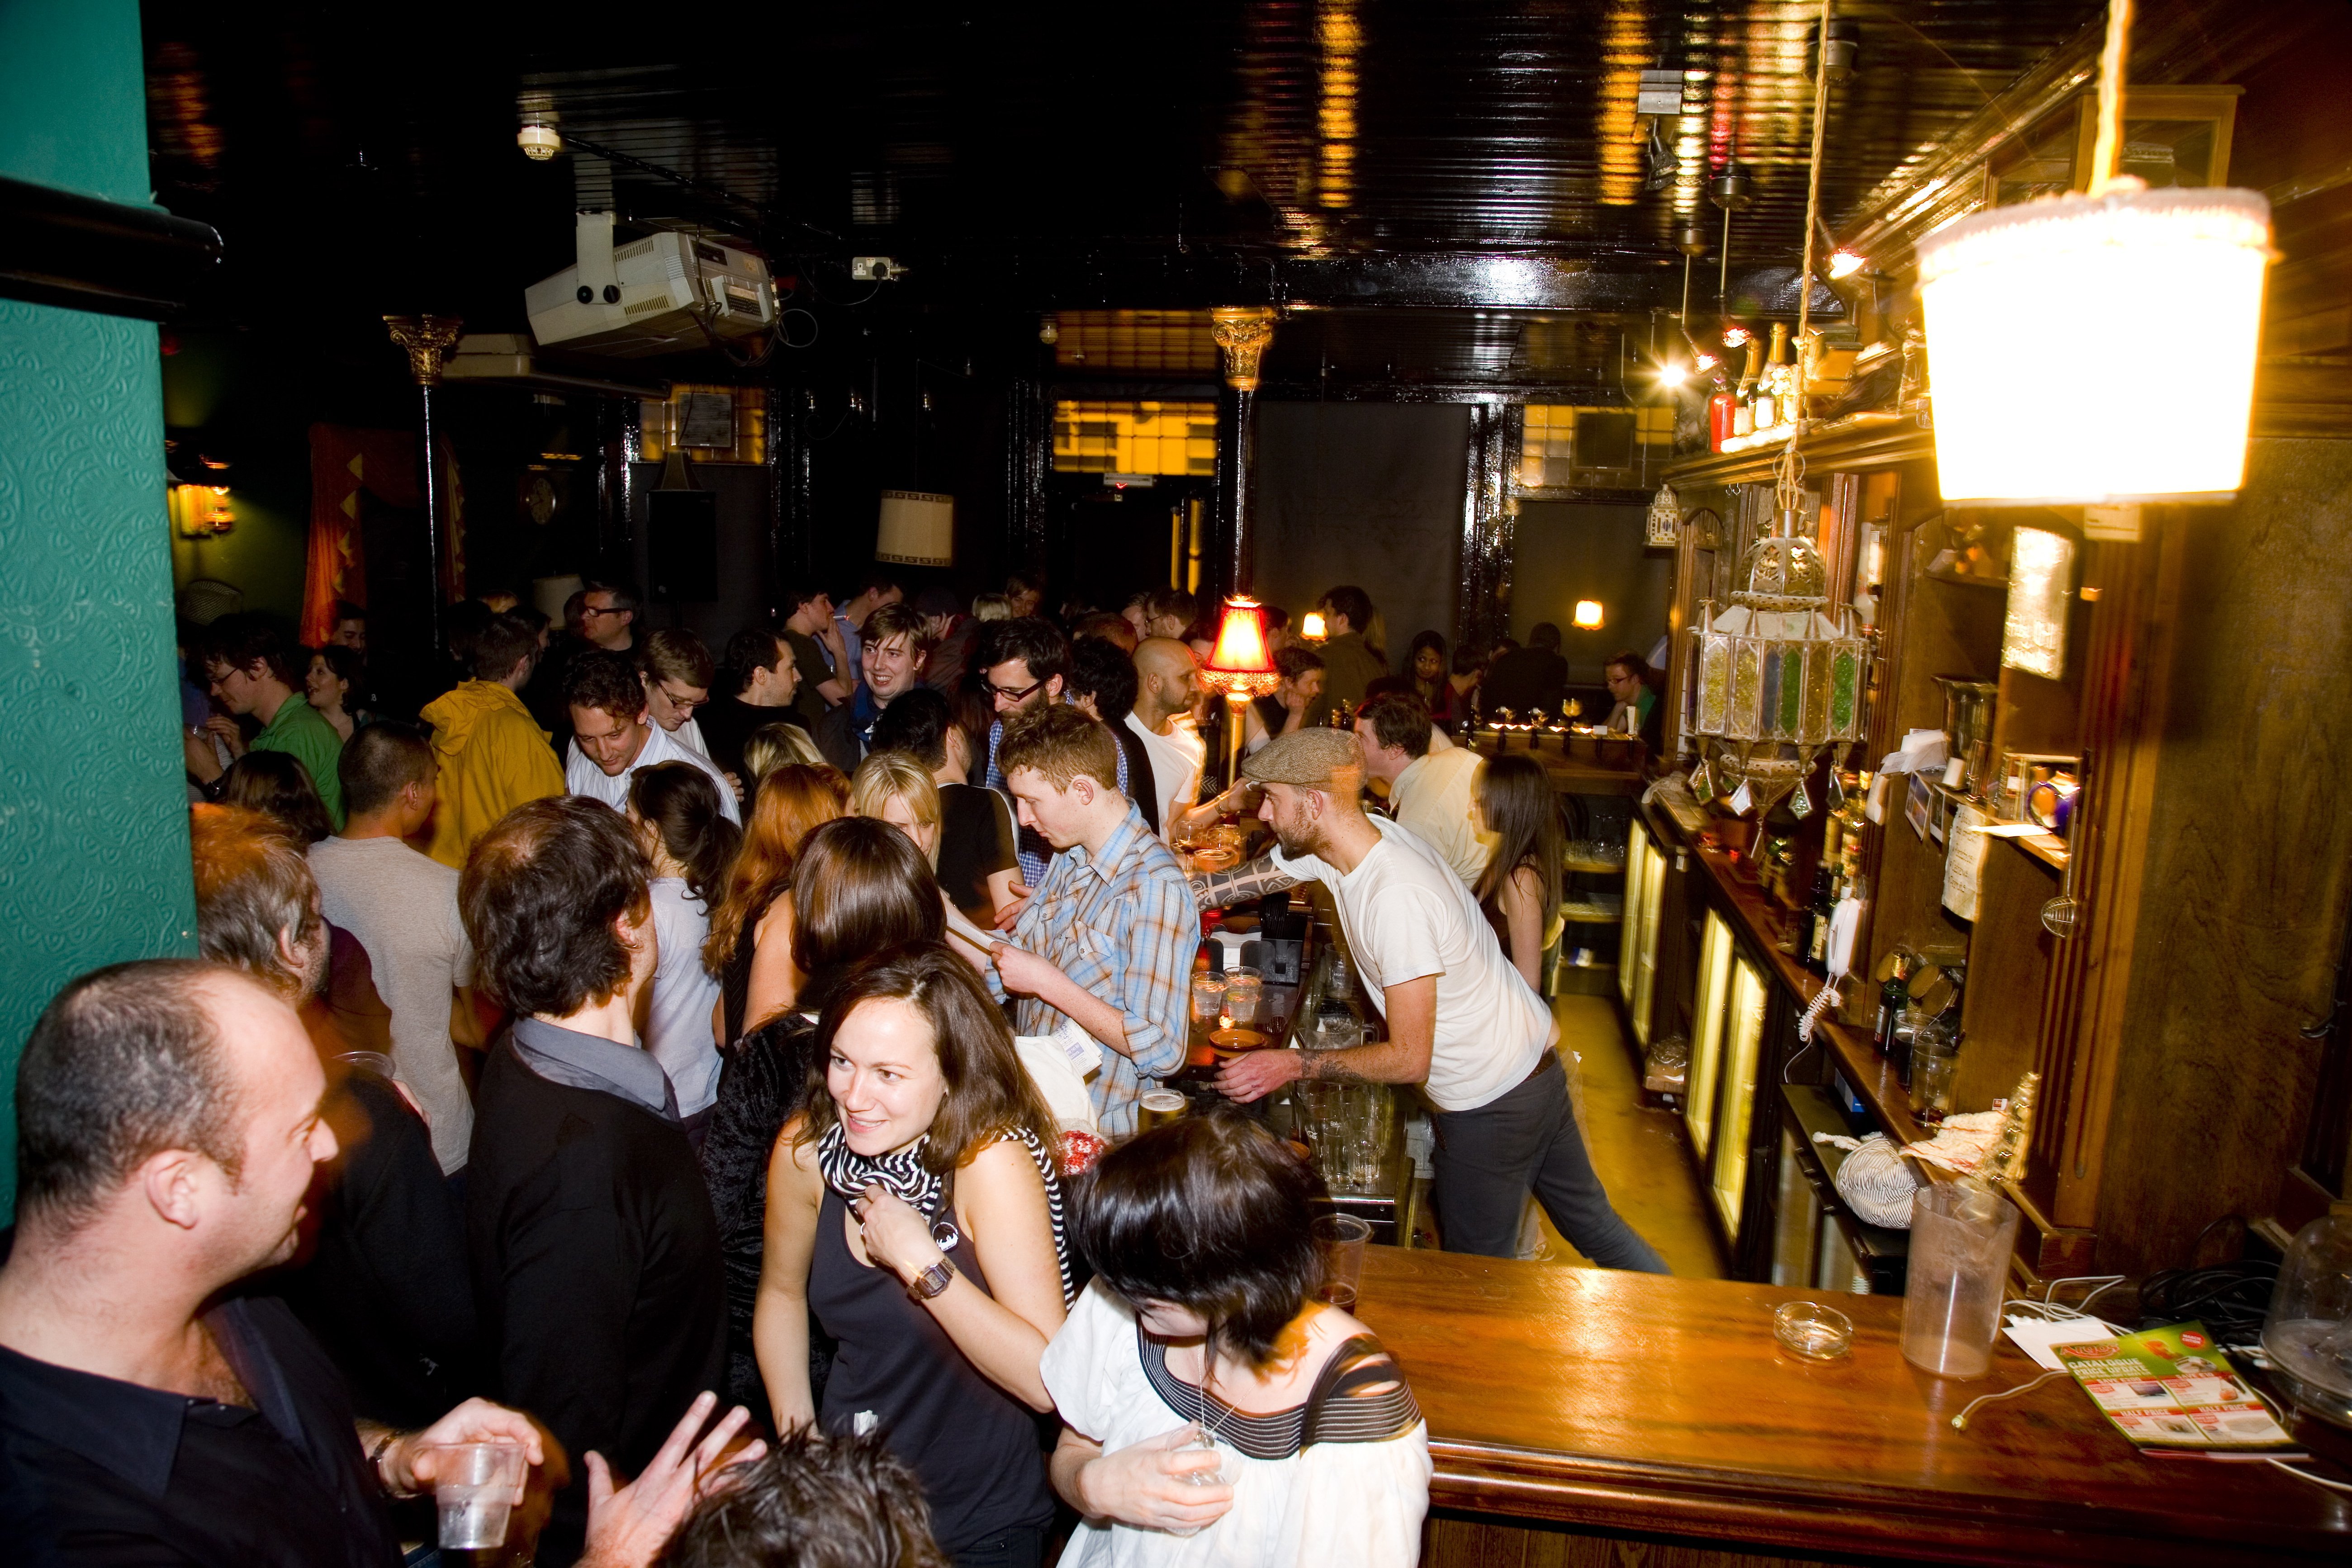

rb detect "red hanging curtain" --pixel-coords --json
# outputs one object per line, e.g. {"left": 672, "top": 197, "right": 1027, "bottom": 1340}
{"left": 301, "top": 424, "right": 465, "bottom": 644}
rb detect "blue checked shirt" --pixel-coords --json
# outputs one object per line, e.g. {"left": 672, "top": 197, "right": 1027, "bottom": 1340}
{"left": 986, "top": 712, "right": 1129, "bottom": 891}
{"left": 992, "top": 801, "right": 1194, "bottom": 1138}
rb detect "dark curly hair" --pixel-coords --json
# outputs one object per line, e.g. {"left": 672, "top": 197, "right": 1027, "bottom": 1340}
{"left": 564, "top": 649, "right": 648, "bottom": 721}
{"left": 1065, "top": 636, "right": 1138, "bottom": 724}
{"left": 196, "top": 611, "right": 301, "bottom": 688}
{"left": 1076, "top": 1112, "right": 1324, "bottom": 1368}
{"left": 460, "top": 796, "right": 649, "bottom": 1017}
{"left": 655, "top": 1426, "right": 945, "bottom": 1568}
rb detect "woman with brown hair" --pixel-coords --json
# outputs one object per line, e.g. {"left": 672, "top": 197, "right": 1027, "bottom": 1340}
{"left": 1471, "top": 752, "right": 1565, "bottom": 996}
{"left": 704, "top": 761, "right": 849, "bottom": 1041}
{"left": 757, "top": 941, "right": 1071, "bottom": 1567}
{"left": 627, "top": 761, "right": 741, "bottom": 1132}
{"left": 701, "top": 817, "right": 949, "bottom": 1422}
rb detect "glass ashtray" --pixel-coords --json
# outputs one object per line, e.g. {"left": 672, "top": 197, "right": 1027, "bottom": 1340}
{"left": 1773, "top": 1300, "right": 1854, "bottom": 1362}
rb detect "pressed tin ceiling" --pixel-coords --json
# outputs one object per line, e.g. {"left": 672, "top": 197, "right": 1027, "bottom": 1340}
{"left": 141, "top": 1, "right": 2105, "bottom": 361}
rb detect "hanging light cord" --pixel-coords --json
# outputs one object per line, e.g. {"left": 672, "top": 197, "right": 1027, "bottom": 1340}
{"left": 2088, "top": 0, "right": 2133, "bottom": 195}
{"left": 1774, "top": 0, "right": 1838, "bottom": 519}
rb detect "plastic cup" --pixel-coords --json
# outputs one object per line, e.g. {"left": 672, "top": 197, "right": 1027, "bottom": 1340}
{"left": 1312, "top": 1213, "right": 1372, "bottom": 1308}
{"left": 431, "top": 1441, "right": 526, "bottom": 1550}
{"left": 1190, "top": 973, "right": 1228, "bottom": 1023}
{"left": 1900, "top": 1182, "right": 2020, "bottom": 1380}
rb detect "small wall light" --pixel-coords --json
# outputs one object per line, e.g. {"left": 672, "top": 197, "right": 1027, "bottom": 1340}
{"left": 1573, "top": 600, "right": 1605, "bottom": 630}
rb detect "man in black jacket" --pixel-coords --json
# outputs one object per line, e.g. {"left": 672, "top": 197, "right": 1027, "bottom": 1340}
{"left": 460, "top": 797, "right": 728, "bottom": 1567}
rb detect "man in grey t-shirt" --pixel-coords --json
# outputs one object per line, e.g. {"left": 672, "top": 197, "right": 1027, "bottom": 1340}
{"left": 309, "top": 723, "right": 484, "bottom": 1174}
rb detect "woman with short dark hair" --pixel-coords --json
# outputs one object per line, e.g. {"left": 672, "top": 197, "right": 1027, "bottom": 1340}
{"left": 1043, "top": 1115, "right": 1430, "bottom": 1564}
{"left": 757, "top": 941, "right": 1071, "bottom": 1567}
{"left": 626, "top": 762, "right": 740, "bottom": 1132}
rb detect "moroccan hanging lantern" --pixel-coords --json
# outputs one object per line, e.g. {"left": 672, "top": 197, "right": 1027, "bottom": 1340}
{"left": 1686, "top": 513, "right": 1868, "bottom": 812}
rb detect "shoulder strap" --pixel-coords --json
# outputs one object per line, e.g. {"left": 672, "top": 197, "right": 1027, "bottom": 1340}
{"left": 1303, "top": 1332, "right": 1393, "bottom": 1433}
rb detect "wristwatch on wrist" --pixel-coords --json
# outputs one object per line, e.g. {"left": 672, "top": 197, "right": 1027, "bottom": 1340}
{"left": 908, "top": 1255, "right": 957, "bottom": 1301}
{"left": 370, "top": 1431, "right": 417, "bottom": 1499}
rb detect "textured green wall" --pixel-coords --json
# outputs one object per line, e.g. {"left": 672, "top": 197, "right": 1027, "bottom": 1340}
{"left": 0, "top": 0, "right": 198, "bottom": 1220}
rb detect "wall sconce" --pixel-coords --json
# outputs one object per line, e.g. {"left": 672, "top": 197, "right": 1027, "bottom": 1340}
{"left": 2001, "top": 527, "right": 2074, "bottom": 678}
{"left": 1573, "top": 600, "right": 1606, "bottom": 630}
{"left": 169, "top": 457, "right": 234, "bottom": 538}
{"left": 1299, "top": 611, "right": 1328, "bottom": 641}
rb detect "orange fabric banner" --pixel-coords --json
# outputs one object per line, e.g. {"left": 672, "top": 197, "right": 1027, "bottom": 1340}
{"left": 301, "top": 424, "right": 466, "bottom": 644}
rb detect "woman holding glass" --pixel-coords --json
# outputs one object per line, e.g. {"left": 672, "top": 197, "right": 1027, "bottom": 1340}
{"left": 1043, "top": 1114, "right": 1429, "bottom": 1566}
{"left": 756, "top": 941, "right": 1072, "bottom": 1567}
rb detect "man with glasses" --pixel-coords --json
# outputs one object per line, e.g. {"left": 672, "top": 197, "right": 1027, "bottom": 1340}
{"left": 815, "top": 602, "right": 928, "bottom": 773}
{"left": 580, "top": 580, "right": 638, "bottom": 653}
{"left": 563, "top": 652, "right": 740, "bottom": 825}
{"left": 637, "top": 628, "right": 716, "bottom": 760}
{"left": 977, "top": 618, "right": 1128, "bottom": 910}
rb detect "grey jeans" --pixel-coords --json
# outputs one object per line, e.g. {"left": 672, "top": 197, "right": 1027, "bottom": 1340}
{"left": 1430, "top": 1052, "right": 1669, "bottom": 1270}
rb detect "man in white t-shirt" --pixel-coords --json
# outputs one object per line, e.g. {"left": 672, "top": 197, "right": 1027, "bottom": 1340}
{"left": 1124, "top": 637, "right": 1209, "bottom": 843}
{"left": 1190, "top": 728, "right": 1664, "bottom": 1269}
{"left": 561, "top": 651, "right": 740, "bottom": 823}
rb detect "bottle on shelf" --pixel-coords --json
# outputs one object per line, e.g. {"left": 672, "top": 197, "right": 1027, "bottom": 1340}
{"left": 1756, "top": 322, "right": 1788, "bottom": 430}
{"left": 1732, "top": 335, "right": 1760, "bottom": 437}
{"left": 1804, "top": 867, "right": 1835, "bottom": 975}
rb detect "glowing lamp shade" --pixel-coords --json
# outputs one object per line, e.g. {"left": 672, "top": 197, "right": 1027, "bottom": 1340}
{"left": 875, "top": 489, "right": 954, "bottom": 566}
{"left": 1917, "top": 185, "right": 2271, "bottom": 505}
{"left": 1572, "top": 599, "right": 1606, "bottom": 630}
{"left": 1203, "top": 597, "right": 1281, "bottom": 698}
{"left": 1299, "top": 611, "right": 1328, "bottom": 641}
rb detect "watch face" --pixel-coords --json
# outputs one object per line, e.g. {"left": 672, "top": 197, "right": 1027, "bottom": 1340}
{"left": 526, "top": 475, "right": 558, "bottom": 525}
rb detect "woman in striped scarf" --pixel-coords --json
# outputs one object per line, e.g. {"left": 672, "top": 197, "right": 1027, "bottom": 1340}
{"left": 755, "top": 940, "right": 1070, "bottom": 1567}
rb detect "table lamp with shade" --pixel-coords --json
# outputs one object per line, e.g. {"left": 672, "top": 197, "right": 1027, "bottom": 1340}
{"left": 1200, "top": 596, "right": 1282, "bottom": 796}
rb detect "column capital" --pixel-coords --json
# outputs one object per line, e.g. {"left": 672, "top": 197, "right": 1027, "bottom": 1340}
{"left": 1209, "top": 307, "right": 1276, "bottom": 393}
{"left": 383, "top": 315, "right": 464, "bottom": 385}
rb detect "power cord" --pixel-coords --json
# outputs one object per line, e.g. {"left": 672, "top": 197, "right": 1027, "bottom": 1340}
{"left": 2268, "top": 1458, "right": 2352, "bottom": 1494}
{"left": 1950, "top": 1369, "right": 2067, "bottom": 1431}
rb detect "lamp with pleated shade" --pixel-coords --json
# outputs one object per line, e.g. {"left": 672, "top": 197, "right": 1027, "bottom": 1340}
{"left": 1200, "top": 597, "right": 1282, "bottom": 796}
{"left": 876, "top": 490, "right": 954, "bottom": 566}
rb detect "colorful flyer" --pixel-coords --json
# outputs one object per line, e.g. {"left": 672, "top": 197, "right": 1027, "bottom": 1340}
{"left": 2050, "top": 1322, "right": 2301, "bottom": 1454}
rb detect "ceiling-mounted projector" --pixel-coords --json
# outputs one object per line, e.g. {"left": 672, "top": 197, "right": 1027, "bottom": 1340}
{"left": 526, "top": 211, "right": 777, "bottom": 358}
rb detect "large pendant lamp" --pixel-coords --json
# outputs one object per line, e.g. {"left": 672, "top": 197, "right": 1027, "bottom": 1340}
{"left": 1916, "top": 0, "right": 2273, "bottom": 505}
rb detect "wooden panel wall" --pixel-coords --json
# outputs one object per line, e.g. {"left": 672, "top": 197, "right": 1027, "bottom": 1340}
{"left": 2095, "top": 440, "right": 2352, "bottom": 1278}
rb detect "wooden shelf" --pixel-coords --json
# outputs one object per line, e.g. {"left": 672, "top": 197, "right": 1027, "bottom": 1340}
{"left": 1660, "top": 412, "right": 1931, "bottom": 488}
{"left": 1560, "top": 855, "right": 1625, "bottom": 876}
{"left": 1560, "top": 894, "right": 1624, "bottom": 924}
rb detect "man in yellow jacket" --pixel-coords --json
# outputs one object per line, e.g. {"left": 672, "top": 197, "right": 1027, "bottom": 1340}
{"left": 421, "top": 613, "right": 564, "bottom": 869}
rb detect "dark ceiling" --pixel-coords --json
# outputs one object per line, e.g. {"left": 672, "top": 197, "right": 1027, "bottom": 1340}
{"left": 141, "top": 0, "right": 2105, "bottom": 383}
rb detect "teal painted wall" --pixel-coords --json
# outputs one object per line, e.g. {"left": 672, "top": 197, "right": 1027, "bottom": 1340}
{"left": 0, "top": 0, "right": 199, "bottom": 1219}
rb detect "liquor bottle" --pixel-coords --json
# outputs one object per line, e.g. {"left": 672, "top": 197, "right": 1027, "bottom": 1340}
{"left": 1873, "top": 967, "right": 1908, "bottom": 1058}
{"left": 1732, "top": 337, "right": 1760, "bottom": 436}
{"left": 1707, "top": 375, "right": 1737, "bottom": 451}
{"left": 1803, "top": 867, "right": 1835, "bottom": 974}
{"left": 1764, "top": 322, "right": 1794, "bottom": 430}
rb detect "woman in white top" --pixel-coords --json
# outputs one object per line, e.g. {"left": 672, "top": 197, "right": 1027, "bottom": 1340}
{"left": 1042, "top": 1115, "right": 1430, "bottom": 1567}
{"left": 626, "top": 761, "right": 740, "bottom": 1128}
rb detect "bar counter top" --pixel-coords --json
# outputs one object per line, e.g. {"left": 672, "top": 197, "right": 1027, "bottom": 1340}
{"left": 1351, "top": 1246, "right": 2352, "bottom": 1566}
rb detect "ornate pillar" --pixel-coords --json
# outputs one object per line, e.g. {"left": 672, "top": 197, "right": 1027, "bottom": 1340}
{"left": 1210, "top": 307, "right": 1275, "bottom": 599}
{"left": 382, "top": 313, "right": 462, "bottom": 655}
{"left": 1002, "top": 377, "right": 1052, "bottom": 585}
{"left": 1458, "top": 400, "right": 1514, "bottom": 653}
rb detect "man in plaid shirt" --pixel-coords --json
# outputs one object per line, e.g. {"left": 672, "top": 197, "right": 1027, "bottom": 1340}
{"left": 986, "top": 704, "right": 1194, "bottom": 1138}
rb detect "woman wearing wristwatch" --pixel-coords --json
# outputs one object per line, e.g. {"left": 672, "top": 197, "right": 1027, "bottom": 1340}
{"left": 754, "top": 941, "right": 1071, "bottom": 1568}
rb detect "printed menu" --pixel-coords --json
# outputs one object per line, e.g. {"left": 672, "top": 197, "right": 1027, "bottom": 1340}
{"left": 2051, "top": 1322, "right": 2301, "bottom": 1455}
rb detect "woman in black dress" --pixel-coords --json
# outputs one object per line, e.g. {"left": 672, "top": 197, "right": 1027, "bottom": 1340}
{"left": 699, "top": 817, "right": 944, "bottom": 1417}
{"left": 758, "top": 942, "right": 1071, "bottom": 1568}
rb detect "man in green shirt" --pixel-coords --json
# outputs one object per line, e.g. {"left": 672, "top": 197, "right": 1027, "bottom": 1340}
{"left": 196, "top": 614, "right": 347, "bottom": 828}
{"left": 1304, "top": 583, "right": 1388, "bottom": 728}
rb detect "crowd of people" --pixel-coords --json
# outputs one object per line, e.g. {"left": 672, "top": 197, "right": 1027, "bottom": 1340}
{"left": 4, "top": 566, "right": 1673, "bottom": 1567}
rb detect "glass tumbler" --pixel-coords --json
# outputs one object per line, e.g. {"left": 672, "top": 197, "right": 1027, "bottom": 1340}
{"left": 1190, "top": 973, "right": 1228, "bottom": 1024}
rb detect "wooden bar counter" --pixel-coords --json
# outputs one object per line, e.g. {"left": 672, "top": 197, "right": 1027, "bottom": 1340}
{"left": 1351, "top": 1247, "right": 2352, "bottom": 1566}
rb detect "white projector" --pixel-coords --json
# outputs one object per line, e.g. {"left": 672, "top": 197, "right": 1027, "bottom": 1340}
{"left": 526, "top": 211, "right": 776, "bottom": 358}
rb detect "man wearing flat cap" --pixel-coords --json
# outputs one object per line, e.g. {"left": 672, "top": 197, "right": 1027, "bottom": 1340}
{"left": 1190, "top": 729, "right": 1664, "bottom": 1270}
